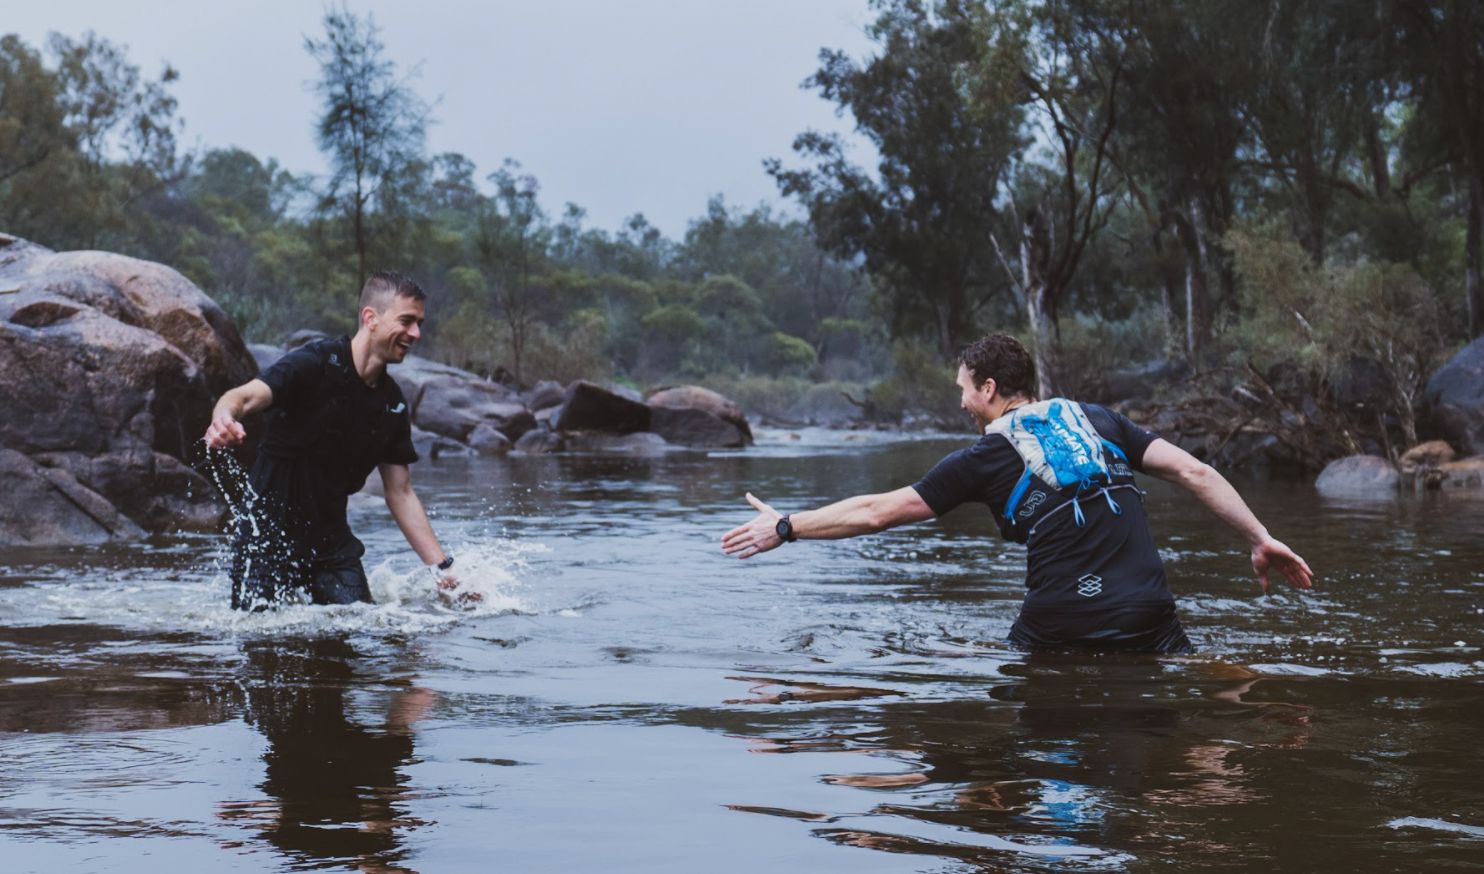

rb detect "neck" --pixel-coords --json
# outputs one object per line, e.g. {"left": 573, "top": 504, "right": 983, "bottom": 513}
{"left": 349, "top": 332, "right": 384, "bottom": 386}
{"left": 988, "top": 394, "right": 1034, "bottom": 424}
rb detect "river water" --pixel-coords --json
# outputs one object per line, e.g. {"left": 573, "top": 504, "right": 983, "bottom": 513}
{"left": 1, "top": 428, "right": 1481, "bottom": 872}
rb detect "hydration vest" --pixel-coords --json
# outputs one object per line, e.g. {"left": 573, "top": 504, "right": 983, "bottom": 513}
{"left": 985, "top": 399, "right": 1138, "bottom": 533}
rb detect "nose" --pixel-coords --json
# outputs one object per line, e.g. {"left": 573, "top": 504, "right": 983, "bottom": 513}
{"left": 407, "top": 322, "right": 421, "bottom": 341}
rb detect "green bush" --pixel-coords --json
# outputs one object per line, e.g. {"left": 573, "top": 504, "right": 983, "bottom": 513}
{"left": 761, "top": 332, "right": 817, "bottom": 375}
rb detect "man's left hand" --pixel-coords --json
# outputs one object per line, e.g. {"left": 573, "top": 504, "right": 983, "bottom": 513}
{"left": 1251, "top": 538, "right": 1314, "bottom": 593}
{"left": 722, "top": 492, "right": 784, "bottom": 559}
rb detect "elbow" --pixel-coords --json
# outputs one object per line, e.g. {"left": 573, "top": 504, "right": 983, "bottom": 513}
{"left": 1177, "top": 460, "right": 1219, "bottom": 490}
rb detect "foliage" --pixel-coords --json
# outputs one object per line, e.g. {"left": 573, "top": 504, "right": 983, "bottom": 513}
{"left": 1, "top": 5, "right": 1480, "bottom": 447}
{"left": 1226, "top": 227, "right": 1449, "bottom": 447}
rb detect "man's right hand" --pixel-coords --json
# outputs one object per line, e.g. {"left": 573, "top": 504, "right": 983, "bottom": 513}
{"left": 204, "top": 412, "right": 247, "bottom": 449}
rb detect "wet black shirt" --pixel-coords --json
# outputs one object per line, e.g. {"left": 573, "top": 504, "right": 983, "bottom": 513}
{"left": 251, "top": 336, "right": 418, "bottom": 555}
{"left": 912, "top": 403, "right": 1171, "bottom": 618}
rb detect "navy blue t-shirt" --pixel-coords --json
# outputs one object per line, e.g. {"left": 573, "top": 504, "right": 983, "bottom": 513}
{"left": 912, "top": 403, "right": 1173, "bottom": 617}
{"left": 250, "top": 336, "right": 417, "bottom": 554}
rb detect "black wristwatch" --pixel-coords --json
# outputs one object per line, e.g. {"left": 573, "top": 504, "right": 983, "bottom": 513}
{"left": 775, "top": 514, "right": 797, "bottom": 543}
{"left": 437, "top": 555, "right": 455, "bottom": 571}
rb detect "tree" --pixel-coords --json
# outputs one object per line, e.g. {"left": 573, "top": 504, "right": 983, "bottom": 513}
{"left": 987, "top": 1, "right": 1124, "bottom": 397}
{"left": 0, "top": 32, "right": 184, "bottom": 252}
{"left": 475, "top": 161, "right": 550, "bottom": 386}
{"left": 305, "top": 5, "right": 429, "bottom": 283}
{"left": 769, "top": 0, "right": 1030, "bottom": 359}
{"left": 1398, "top": 0, "right": 1484, "bottom": 337}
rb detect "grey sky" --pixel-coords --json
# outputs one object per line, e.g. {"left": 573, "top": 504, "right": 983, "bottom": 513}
{"left": 8, "top": 0, "right": 880, "bottom": 238}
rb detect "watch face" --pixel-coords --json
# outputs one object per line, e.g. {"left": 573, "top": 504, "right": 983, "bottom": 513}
{"left": 775, "top": 517, "right": 792, "bottom": 541}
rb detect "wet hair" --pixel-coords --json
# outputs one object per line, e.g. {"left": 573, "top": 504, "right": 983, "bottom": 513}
{"left": 959, "top": 334, "right": 1037, "bottom": 398}
{"left": 358, "top": 270, "right": 426, "bottom": 314}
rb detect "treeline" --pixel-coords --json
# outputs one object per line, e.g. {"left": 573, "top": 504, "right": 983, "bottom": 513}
{"left": 2, "top": 2, "right": 1482, "bottom": 450}
{"left": 771, "top": 0, "right": 1482, "bottom": 451}
{"left": 0, "top": 13, "right": 882, "bottom": 416}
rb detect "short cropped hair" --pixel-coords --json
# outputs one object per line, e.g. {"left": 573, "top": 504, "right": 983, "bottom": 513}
{"left": 359, "top": 270, "right": 426, "bottom": 313}
{"left": 959, "top": 334, "right": 1037, "bottom": 398}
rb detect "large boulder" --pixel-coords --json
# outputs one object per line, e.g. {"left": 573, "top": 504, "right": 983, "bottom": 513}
{"left": 0, "top": 449, "right": 146, "bottom": 546}
{"left": 522, "top": 380, "right": 566, "bottom": 412}
{"left": 1314, "top": 454, "right": 1400, "bottom": 497}
{"left": 648, "top": 406, "right": 748, "bottom": 448}
{"left": 412, "top": 376, "right": 533, "bottom": 442}
{"left": 0, "top": 234, "right": 255, "bottom": 544}
{"left": 554, "top": 381, "right": 651, "bottom": 434}
{"left": 1398, "top": 440, "right": 1456, "bottom": 475}
{"left": 647, "top": 385, "right": 753, "bottom": 446}
{"left": 1425, "top": 338, "right": 1484, "bottom": 456}
{"left": 389, "top": 353, "right": 490, "bottom": 409}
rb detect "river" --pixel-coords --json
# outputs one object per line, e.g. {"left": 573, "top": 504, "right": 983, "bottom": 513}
{"left": 1, "top": 428, "right": 1481, "bottom": 872}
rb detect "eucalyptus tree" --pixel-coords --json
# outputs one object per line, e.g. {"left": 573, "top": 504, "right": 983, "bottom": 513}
{"left": 305, "top": 5, "right": 429, "bottom": 284}
{"left": 768, "top": 0, "right": 1030, "bottom": 361}
{"left": 475, "top": 161, "right": 551, "bottom": 386}
{"left": 1397, "top": 0, "right": 1484, "bottom": 337}
{"left": 986, "top": 0, "right": 1125, "bottom": 396}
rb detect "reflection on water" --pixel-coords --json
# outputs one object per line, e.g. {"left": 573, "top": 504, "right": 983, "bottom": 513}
{"left": 0, "top": 432, "right": 1482, "bottom": 871}
{"left": 717, "top": 654, "right": 1316, "bottom": 869}
{"left": 218, "top": 638, "right": 431, "bottom": 871}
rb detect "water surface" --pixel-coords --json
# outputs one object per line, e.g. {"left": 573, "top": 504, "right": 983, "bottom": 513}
{"left": 2, "top": 429, "right": 1481, "bottom": 872}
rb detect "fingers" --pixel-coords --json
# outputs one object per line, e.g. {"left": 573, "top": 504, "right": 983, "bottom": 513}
{"left": 720, "top": 517, "right": 775, "bottom": 559}
{"left": 745, "top": 492, "right": 775, "bottom": 516}
{"left": 204, "top": 417, "right": 246, "bottom": 449}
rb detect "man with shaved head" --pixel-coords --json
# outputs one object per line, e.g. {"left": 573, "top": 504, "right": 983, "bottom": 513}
{"left": 205, "top": 271, "right": 462, "bottom": 610}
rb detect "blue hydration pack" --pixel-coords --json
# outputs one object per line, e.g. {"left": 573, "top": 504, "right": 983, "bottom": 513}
{"left": 985, "top": 399, "right": 1130, "bottom": 529}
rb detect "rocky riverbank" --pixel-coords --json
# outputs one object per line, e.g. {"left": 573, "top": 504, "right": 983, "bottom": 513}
{"left": 3, "top": 231, "right": 1480, "bottom": 545}
{"left": 250, "top": 336, "right": 755, "bottom": 459}
{"left": 0, "top": 234, "right": 759, "bottom": 547}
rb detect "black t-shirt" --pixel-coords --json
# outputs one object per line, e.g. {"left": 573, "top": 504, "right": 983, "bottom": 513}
{"left": 912, "top": 403, "right": 1172, "bottom": 616}
{"left": 250, "top": 336, "right": 418, "bottom": 553}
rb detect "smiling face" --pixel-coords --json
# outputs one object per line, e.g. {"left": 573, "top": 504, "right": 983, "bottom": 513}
{"left": 365, "top": 294, "right": 425, "bottom": 364}
{"left": 956, "top": 364, "right": 998, "bottom": 431}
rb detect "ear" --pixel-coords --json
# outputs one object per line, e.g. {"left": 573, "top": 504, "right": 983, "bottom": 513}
{"left": 359, "top": 305, "right": 378, "bottom": 330}
{"left": 980, "top": 377, "right": 998, "bottom": 400}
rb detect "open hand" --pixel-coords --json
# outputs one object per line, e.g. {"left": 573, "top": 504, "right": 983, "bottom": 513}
{"left": 435, "top": 573, "right": 483, "bottom": 607}
{"left": 203, "top": 412, "right": 246, "bottom": 449}
{"left": 721, "top": 492, "right": 783, "bottom": 560}
{"left": 1251, "top": 537, "right": 1313, "bottom": 593}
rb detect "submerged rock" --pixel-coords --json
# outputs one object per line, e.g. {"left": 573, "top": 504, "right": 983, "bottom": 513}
{"left": 1436, "top": 456, "right": 1484, "bottom": 489}
{"left": 1314, "top": 454, "right": 1400, "bottom": 496}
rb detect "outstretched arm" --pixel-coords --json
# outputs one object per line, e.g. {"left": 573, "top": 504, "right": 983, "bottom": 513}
{"left": 203, "top": 379, "right": 273, "bottom": 448}
{"left": 379, "top": 463, "right": 454, "bottom": 584}
{"left": 1141, "top": 438, "right": 1313, "bottom": 592}
{"left": 721, "top": 486, "right": 936, "bottom": 559}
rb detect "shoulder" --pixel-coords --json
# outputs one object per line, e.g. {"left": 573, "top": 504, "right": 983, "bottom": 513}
{"left": 1078, "top": 401, "right": 1159, "bottom": 465}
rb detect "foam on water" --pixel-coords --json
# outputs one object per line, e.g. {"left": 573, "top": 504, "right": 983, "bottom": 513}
{"left": 0, "top": 538, "right": 548, "bottom": 638}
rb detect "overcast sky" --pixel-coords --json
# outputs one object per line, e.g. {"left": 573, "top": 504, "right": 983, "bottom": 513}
{"left": 7, "top": 0, "right": 880, "bottom": 238}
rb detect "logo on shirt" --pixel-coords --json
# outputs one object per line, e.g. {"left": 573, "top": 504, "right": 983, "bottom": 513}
{"left": 388, "top": 402, "right": 406, "bottom": 414}
{"left": 1076, "top": 574, "right": 1103, "bottom": 597}
{"left": 1017, "top": 490, "right": 1049, "bottom": 518}
{"left": 1110, "top": 461, "right": 1132, "bottom": 478}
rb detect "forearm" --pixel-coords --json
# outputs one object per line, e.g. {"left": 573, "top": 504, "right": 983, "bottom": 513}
{"left": 1176, "top": 464, "right": 1269, "bottom": 546}
{"left": 793, "top": 491, "right": 919, "bottom": 540}
{"left": 385, "top": 489, "right": 447, "bottom": 565}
